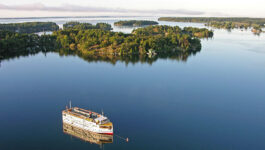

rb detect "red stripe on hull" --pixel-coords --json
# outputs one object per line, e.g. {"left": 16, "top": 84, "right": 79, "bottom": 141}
{"left": 101, "top": 133, "right": 113, "bottom": 135}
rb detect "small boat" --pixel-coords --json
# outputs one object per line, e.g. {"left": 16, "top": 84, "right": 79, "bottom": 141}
{"left": 62, "top": 106, "right": 113, "bottom": 135}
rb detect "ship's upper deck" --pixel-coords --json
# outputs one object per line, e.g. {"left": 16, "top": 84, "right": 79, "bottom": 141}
{"left": 63, "top": 107, "right": 112, "bottom": 126}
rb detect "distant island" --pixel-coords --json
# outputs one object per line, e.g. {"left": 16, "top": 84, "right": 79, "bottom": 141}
{"left": 114, "top": 20, "right": 159, "bottom": 27}
{"left": 0, "top": 22, "right": 59, "bottom": 33}
{"left": 0, "top": 22, "right": 213, "bottom": 60}
{"left": 158, "top": 17, "right": 265, "bottom": 33}
{"left": 63, "top": 22, "right": 112, "bottom": 31}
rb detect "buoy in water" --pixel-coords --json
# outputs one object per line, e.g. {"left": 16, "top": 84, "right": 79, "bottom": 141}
{"left": 114, "top": 134, "right": 129, "bottom": 142}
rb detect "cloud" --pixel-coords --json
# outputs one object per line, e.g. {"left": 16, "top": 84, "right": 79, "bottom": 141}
{"left": 0, "top": 3, "right": 204, "bottom": 15}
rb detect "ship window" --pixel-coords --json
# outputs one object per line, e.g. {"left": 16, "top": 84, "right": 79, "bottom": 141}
{"left": 100, "top": 126, "right": 111, "bottom": 129}
{"left": 101, "top": 119, "right": 110, "bottom": 124}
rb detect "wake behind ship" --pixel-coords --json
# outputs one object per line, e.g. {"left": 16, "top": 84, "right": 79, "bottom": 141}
{"left": 62, "top": 107, "right": 113, "bottom": 135}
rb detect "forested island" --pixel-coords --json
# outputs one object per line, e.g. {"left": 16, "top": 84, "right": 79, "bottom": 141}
{"left": 114, "top": 20, "right": 159, "bottom": 26}
{"left": 54, "top": 23, "right": 213, "bottom": 55}
{"left": 0, "top": 22, "right": 59, "bottom": 33}
{"left": 63, "top": 22, "right": 112, "bottom": 31}
{"left": 158, "top": 17, "right": 264, "bottom": 33}
{"left": 0, "top": 22, "right": 213, "bottom": 62}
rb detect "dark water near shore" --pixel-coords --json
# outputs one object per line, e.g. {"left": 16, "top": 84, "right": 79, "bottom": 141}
{"left": 1, "top": 17, "right": 265, "bottom": 150}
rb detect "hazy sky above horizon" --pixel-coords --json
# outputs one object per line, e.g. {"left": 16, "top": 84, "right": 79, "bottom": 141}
{"left": 0, "top": 0, "right": 264, "bottom": 18}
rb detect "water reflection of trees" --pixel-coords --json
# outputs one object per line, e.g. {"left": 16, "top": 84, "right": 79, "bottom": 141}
{"left": 0, "top": 49, "right": 53, "bottom": 62}
{"left": 56, "top": 48, "right": 201, "bottom": 65}
{"left": 0, "top": 48, "right": 201, "bottom": 66}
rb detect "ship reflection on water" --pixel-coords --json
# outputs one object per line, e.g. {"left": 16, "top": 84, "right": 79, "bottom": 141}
{"left": 63, "top": 123, "right": 113, "bottom": 147}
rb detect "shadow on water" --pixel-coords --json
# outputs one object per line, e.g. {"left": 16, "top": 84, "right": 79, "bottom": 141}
{"left": 0, "top": 47, "right": 201, "bottom": 66}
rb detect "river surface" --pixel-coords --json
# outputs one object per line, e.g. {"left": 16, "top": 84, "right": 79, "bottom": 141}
{"left": 0, "top": 16, "right": 265, "bottom": 150}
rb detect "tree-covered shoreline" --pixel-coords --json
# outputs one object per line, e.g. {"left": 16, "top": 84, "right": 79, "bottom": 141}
{"left": 0, "top": 22, "right": 59, "bottom": 33}
{"left": 158, "top": 17, "right": 265, "bottom": 25}
{"left": 54, "top": 24, "right": 213, "bottom": 56}
{"left": 158, "top": 17, "right": 264, "bottom": 33}
{"left": 0, "top": 30, "right": 58, "bottom": 58}
{"left": 0, "top": 22, "right": 213, "bottom": 60}
{"left": 63, "top": 22, "right": 112, "bottom": 31}
{"left": 114, "top": 20, "right": 159, "bottom": 26}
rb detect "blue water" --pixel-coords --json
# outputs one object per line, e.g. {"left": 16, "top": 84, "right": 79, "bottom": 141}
{"left": 0, "top": 17, "right": 265, "bottom": 150}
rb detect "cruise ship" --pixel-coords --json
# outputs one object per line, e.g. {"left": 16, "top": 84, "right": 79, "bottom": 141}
{"left": 62, "top": 107, "right": 113, "bottom": 135}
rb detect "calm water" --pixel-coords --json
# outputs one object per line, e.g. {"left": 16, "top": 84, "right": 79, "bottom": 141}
{"left": 1, "top": 17, "right": 265, "bottom": 150}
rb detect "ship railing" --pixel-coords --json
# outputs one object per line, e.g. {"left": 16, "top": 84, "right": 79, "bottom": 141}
{"left": 65, "top": 110, "right": 97, "bottom": 122}
{"left": 74, "top": 107, "right": 100, "bottom": 116}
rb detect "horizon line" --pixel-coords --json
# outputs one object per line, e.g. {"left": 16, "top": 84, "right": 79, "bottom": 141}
{"left": 1, "top": 16, "right": 265, "bottom": 19}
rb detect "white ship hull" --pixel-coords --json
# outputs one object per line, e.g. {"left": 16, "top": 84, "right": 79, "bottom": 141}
{"left": 62, "top": 112, "right": 113, "bottom": 135}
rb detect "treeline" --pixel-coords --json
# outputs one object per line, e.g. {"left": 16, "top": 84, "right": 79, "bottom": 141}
{"left": 132, "top": 25, "right": 213, "bottom": 38}
{"left": 205, "top": 21, "right": 263, "bottom": 31}
{"left": 54, "top": 25, "right": 213, "bottom": 55}
{"left": 183, "top": 27, "right": 214, "bottom": 37}
{"left": 114, "top": 20, "right": 159, "bottom": 26}
{"left": 158, "top": 17, "right": 265, "bottom": 25}
{"left": 1, "top": 23, "right": 213, "bottom": 60}
{"left": 63, "top": 22, "right": 112, "bottom": 31}
{"left": 158, "top": 17, "right": 264, "bottom": 32}
{"left": 206, "top": 21, "right": 250, "bottom": 29}
{"left": 0, "top": 22, "right": 59, "bottom": 33}
{"left": 0, "top": 30, "right": 58, "bottom": 58}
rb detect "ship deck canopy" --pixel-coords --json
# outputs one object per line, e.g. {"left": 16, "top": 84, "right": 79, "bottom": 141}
{"left": 95, "top": 116, "right": 109, "bottom": 124}
{"left": 95, "top": 116, "right": 107, "bottom": 121}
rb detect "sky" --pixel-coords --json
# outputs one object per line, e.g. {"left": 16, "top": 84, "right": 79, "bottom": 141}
{"left": 0, "top": 0, "right": 265, "bottom": 18}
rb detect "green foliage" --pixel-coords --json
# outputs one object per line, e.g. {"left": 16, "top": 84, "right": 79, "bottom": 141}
{"left": 63, "top": 22, "right": 81, "bottom": 29}
{"left": 96, "top": 23, "right": 112, "bottom": 31}
{"left": 114, "top": 20, "right": 159, "bottom": 26}
{"left": 0, "top": 22, "right": 59, "bottom": 33}
{"left": 132, "top": 25, "right": 182, "bottom": 36}
{"left": 54, "top": 25, "right": 212, "bottom": 55}
{"left": 158, "top": 17, "right": 265, "bottom": 25}
{"left": 0, "top": 30, "right": 57, "bottom": 58}
{"left": 0, "top": 25, "right": 212, "bottom": 59}
{"left": 183, "top": 27, "right": 214, "bottom": 37}
{"left": 205, "top": 21, "right": 251, "bottom": 29}
{"left": 158, "top": 17, "right": 265, "bottom": 30}
{"left": 63, "top": 22, "right": 112, "bottom": 30}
